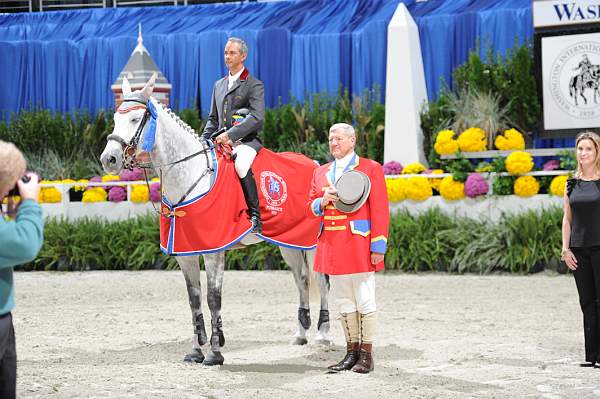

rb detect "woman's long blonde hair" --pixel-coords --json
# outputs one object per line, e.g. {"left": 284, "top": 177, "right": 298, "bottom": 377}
{"left": 575, "top": 131, "right": 600, "bottom": 178}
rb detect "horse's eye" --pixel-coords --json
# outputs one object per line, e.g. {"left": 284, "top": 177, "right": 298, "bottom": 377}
{"left": 131, "top": 118, "right": 140, "bottom": 124}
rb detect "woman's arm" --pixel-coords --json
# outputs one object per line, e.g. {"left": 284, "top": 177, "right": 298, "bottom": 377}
{"left": 562, "top": 191, "right": 578, "bottom": 270}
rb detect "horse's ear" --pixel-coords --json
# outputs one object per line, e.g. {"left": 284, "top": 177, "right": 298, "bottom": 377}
{"left": 141, "top": 73, "right": 157, "bottom": 100}
{"left": 122, "top": 77, "right": 132, "bottom": 97}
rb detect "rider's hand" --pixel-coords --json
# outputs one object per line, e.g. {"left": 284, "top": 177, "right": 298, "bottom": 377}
{"left": 216, "top": 132, "right": 231, "bottom": 146}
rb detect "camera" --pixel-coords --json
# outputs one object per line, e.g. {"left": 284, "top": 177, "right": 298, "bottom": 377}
{"left": 7, "top": 175, "right": 31, "bottom": 197}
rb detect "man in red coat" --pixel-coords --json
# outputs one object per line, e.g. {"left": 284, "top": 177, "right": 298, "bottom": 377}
{"left": 306, "top": 123, "right": 389, "bottom": 374}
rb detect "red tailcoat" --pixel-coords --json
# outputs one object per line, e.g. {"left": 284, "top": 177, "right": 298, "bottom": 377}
{"left": 307, "top": 155, "right": 390, "bottom": 275}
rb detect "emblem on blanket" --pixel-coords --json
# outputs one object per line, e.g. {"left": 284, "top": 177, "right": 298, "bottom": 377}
{"left": 260, "top": 171, "right": 288, "bottom": 212}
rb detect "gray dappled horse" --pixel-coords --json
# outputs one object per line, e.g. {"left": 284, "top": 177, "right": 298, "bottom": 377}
{"left": 570, "top": 65, "right": 600, "bottom": 106}
{"left": 100, "top": 74, "right": 330, "bottom": 366}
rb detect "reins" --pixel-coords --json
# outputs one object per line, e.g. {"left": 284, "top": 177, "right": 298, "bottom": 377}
{"left": 107, "top": 99, "right": 221, "bottom": 215}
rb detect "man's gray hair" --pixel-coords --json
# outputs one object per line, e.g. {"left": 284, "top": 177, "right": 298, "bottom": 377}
{"left": 227, "top": 37, "right": 248, "bottom": 56}
{"left": 329, "top": 123, "right": 355, "bottom": 138}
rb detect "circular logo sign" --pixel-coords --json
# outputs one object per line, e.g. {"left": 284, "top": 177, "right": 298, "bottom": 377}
{"left": 260, "top": 171, "right": 288, "bottom": 208}
{"left": 550, "top": 42, "right": 600, "bottom": 120}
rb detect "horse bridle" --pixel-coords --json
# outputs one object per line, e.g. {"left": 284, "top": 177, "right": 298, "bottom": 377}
{"left": 106, "top": 98, "right": 217, "bottom": 211}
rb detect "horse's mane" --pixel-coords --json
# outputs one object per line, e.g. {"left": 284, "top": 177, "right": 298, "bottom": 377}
{"left": 149, "top": 97, "right": 204, "bottom": 145}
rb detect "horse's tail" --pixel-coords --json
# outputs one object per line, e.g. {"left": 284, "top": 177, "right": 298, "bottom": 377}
{"left": 570, "top": 76, "right": 576, "bottom": 98}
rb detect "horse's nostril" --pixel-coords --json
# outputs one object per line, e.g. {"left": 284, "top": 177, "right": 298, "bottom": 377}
{"left": 109, "top": 156, "right": 117, "bottom": 164}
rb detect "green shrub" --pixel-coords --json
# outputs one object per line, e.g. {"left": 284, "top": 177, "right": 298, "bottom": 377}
{"left": 17, "top": 207, "right": 564, "bottom": 274}
{"left": 4, "top": 88, "right": 386, "bottom": 177}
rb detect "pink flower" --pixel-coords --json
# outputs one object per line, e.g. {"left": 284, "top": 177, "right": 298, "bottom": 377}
{"left": 120, "top": 168, "right": 145, "bottom": 181}
{"left": 464, "top": 173, "right": 489, "bottom": 198}
{"left": 543, "top": 159, "right": 560, "bottom": 171}
{"left": 383, "top": 161, "right": 403, "bottom": 175}
{"left": 149, "top": 182, "right": 162, "bottom": 202}
{"left": 108, "top": 186, "right": 127, "bottom": 202}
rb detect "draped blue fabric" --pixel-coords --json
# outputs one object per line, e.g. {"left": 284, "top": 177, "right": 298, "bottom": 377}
{"left": 0, "top": 0, "right": 538, "bottom": 135}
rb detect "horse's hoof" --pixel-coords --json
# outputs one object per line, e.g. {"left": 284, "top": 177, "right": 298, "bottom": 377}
{"left": 183, "top": 349, "right": 205, "bottom": 363}
{"left": 314, "top": 338, "right": 332, "bottom": 346}
{"left": 292, "top": 337, "right": 308, "bottom": 345}
{"left": 203, "top": 351, "right": 224, "bottom": 366}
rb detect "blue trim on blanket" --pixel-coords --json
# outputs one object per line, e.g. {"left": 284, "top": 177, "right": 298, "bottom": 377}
{"left": 256, "top": 234, "right": 317, "bottom": 251}
{"left": 162, "top": 225, "right": 254, "bottom": 256}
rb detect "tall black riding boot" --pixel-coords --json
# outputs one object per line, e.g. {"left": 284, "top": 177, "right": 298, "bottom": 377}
{"left": 240, "top": 169, "right": 262, "bottom": 233}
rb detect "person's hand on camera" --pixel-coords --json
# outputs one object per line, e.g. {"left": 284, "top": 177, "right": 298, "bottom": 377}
{"left": 17, "top": 173, "right": 40, "bottom": 202}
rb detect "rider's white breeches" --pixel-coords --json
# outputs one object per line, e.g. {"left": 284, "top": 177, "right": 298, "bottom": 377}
{"left": 233, "top": 144, "right": 257, "bottom": 178}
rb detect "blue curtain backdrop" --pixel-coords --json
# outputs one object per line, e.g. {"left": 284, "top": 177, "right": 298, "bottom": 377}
{"left": 0, "top": 0, "right": 551, "bottom": 143}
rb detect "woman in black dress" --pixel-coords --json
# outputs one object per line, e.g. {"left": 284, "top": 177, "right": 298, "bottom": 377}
{"left": 563, "top": 131, "right": 600, "bottom": 367}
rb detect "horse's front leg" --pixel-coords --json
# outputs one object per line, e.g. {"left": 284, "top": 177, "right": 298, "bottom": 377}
{"left": 202, "top": 252, "right": 226, "bottom": 366}
{"left": 280, "top": 248, "right": 311, "bottom": 345}
{"left": 304, "top": 249, "right": 332, "bottom": 345}
{"left": 177, "top": 256, "right": 208, "bottom": 363}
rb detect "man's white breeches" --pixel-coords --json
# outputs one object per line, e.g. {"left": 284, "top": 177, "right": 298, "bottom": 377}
{"left": 232, "top": 144, "right": 257, "bottom": 178}
{"left": 330, "top": 272, "right": 376, "bottom": 314}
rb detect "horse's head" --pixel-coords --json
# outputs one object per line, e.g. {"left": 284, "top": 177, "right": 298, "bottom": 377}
{"left": 100, "top": 73, "right": 157, "bottom": 174}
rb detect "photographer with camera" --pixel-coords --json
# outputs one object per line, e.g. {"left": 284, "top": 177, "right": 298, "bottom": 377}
{"left": 0, "top": 140, "right": 43, "bottom": 399}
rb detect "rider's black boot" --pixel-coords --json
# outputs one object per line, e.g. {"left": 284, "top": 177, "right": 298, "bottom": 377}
{"left": 240, "top": 169, "right": 262, "bottom": 234}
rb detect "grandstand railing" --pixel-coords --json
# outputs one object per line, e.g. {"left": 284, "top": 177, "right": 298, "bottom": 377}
{"left": 1, "top": 0, "right": 247, "bottom": 12}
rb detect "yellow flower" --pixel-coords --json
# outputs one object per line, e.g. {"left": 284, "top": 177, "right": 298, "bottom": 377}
{"left": 495, "top": 128, "right": 525, "bottom": 150}
{"left": 475, "top": 162, "right": 493, "bottom": 173}
{"left": 514, "top": 176, "right": 539, "bottom": 197}
{"left": 402, "top": 162, "right": 426, "bottom": 175}
{"left": 82, "top": 187, "right": 107, "bottom": 202}
{"left": 428, "top": 169, "right": 444, "bottom": 192}
{"left": 151, "top": 177, "right": 160, "bottom": 182}
{"left": 458, "top": 127, "right": 487, "bottom": 152}
{"left": 101, "top": 174, "right": 120, "bottom": 182}
{"left": 505, "top": 151, "right": 533, "bottom": 175}
{"left": 73, "top": 179, "right": 89, "bottom": 192}
{"left": 439, "top": 176, "right": 465, "bottom": 200}
{"left": 131, "top": 185, "right": 150, "bottom": 203}
{"left": 385, "top": 178, "right": 407, "bottom": 202}
{"left": 40, "top": 187, "right": 62, "bottom": 203}
{"left": 434, "top": 130, "right": 459, "bottom": 155}
{"left": 550, "top": 175, "right": 569, "bottom": 197}
{"left": 405, "top": 177, "right": 432, "bottom": 201}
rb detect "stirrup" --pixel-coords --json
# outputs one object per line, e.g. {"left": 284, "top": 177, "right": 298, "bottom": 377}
{"left": 250, "top": 215, "right": 262, "bottom": 234}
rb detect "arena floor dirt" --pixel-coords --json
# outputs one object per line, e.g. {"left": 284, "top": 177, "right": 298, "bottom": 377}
{"left": 12, "top": 270, "right": 599, "bottom": 398}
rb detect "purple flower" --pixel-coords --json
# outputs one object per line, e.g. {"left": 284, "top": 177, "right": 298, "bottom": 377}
{"left": 543, "top": 159, "right": 560, "bottom": 171}
{"left": 108, "top": 186, "right": 127, "bottom": 202}
{"left": 382, "top": 161, "right": 403, "bottom": 175}
{"left": 120, "top": 168, "right": 144, "bottom": 181}
{"left": 464, "top": 173, "right": 489, "bottom": 198}
{"left": 149, "top": 182, "right": 162, "bottom": 202}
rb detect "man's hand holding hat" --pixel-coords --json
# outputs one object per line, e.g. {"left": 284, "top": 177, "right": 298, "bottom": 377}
{"left": 321, "top": 185, "right": 338, "bottom": 209}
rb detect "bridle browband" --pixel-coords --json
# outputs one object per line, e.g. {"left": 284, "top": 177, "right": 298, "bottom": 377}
{"left": 107, "top": 98, "right": 216, "bottom": 212}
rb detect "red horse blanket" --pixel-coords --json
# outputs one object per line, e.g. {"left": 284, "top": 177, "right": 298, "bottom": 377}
{"left": 160, "top": 148, "right": 321, "bottom": 255}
